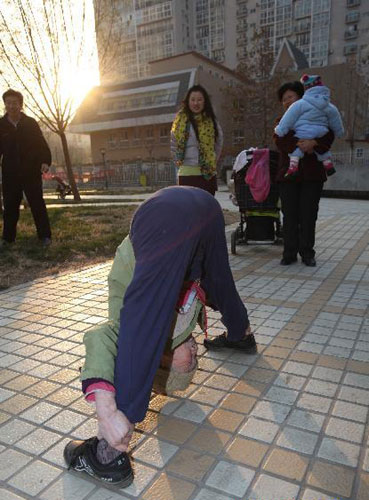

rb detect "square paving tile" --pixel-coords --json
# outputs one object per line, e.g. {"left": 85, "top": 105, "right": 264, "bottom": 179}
{"left": 186, "top": 428, "right": 231, "bottom": 455}
{"left": 325, "top": 417, "right": 365, "bottom": 444}
{"left": 154, "top": 417, "right": 196, "bottom": 445}
{"left": 39, "top": 475, "right": 95, "bottom": 500}
{"left": 263, "top": 448, "right": 309, "bottom": 481}
{"left": 287, "top": 409, "right": 325, "bottom": 433}
{"left": 318, "top": 437, "right": 361, "bottom": 467}
{"left": 239, "top": 416, "right": 279, "bottom": 443}
{"left": 219, "top": 393, "right": 257, "bottom": 413}
{"left": 248, "top": 474, "right": 300, "bottom": 500}
{"left": 307, "top": 460, "right": 355, "bottom": 497}
{"left": 0, "top": 394, "right": 37, "bottom": 414}
{"left": 189, "top": 387, "right": 226, "bottom": 406}
{"left": 251, "top": 401, "right": 291, "bottom": 423}
{"left": 338, "top": 386, "right": 369, "bottom": 405}
{"left": 216, "top": 362, "right": 249, "bottom": 377}
{"left": 206, "top": 408, "right": 244, "bottom": 432}
{"left": 173, "top": 401, "right": 212, "bottom": 423}
{"left": 282, "top": 361, "right": 313, "bottom": 376}
{"left": 273, "top": 373, "right": 306, "bottom": 390}
{"left": 193, "top": 489, "right": 231, "bottom": 500}
{"left": 205, "top": 460, "right": 255, "bottom": 497}
{"left": 15, "top": 428, "right": 62, "bottom": 455}
{"left": 8, "top": 459, "right": 62, "bottom": 496}
{"left": 132, "top": 437, "right": 178, "bottom": 468}
{"left": 265, "top": 386, "right": 299, "bottom": 405}
{"left": 0, "top": 419, "right": 36, "bottom": 445}
{"left": 297, "top": 393, "right": 332, "bottom": 413}
{"left": 344, "top": 372, "right": 369, "bottom": 389}
{"left": 45, "top": 409, "right": 87, "bottom": 433}
{"left": 142, "top": 472, "right": 195, "bottom": 500}
{"left": 122, "top": 462, "right": 158, "bottom": 498}
{"left": 304, "top": 379, "right": 338, "bottom": 397}
{"left": 232, "top": 380, "right": 266, "bottom": 397}
{"left": 277, "top": 426, "right": 319, "bottom": 454}
{"left": 20, "top": 401, "right": 61, "bottom": 424}
{"left": 204, "top": 374, "right": 237, "bottom": 391}
{"left": 42, "top": 437, "right": 71, "bottom": 468}
{"left": 332, "top": 400, "right": 368, "bottom": 423}
{"left": 0, "top": 448, "right": 32, "bottom": 480}
{"left": 301, "top": 488, "right": 343, "bottom": 500}
{"left": 224, "top": 436, "right": 268, "bottom": 467}
{"left": 166, "top": 448, "right": 214, "bottom": 481}
{"left": 357, "top": 473, "right": 369, "bottom": 500}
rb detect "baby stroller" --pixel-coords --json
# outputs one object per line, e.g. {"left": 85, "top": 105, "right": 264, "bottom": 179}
{"left": 53, "top": 175, "right": 72, "bottom": 200}
{"left": 230, "top": 148, "right": 282, "bottom": 254}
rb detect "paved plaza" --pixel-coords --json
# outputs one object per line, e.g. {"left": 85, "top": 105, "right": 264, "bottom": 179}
{"left": 0, "top": 196, "right": 368, "bottom": 500}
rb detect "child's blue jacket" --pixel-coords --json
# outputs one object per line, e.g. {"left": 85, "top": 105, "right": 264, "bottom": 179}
{"left": 275, "top": 86, "right": 344, "bottom": 139}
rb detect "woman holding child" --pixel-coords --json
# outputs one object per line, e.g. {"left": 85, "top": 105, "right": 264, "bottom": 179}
{"left": 274, "top": 77, "right": 340, "bottom": 267}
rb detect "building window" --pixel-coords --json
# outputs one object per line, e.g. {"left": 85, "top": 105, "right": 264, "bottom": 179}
{"left": 146, "top": 127, "right": 154, "bottom": 140}
{"left": 355, "top": 147, "right": 363, "bottom": 158}
{"left": 347, "top": 0, "right": 361, "bottom": 7}
{"left": 107, "top": 134, "right": 118, "bottom": 149}
{"left": 119, "top": 130, "right": 129, "bottom": 147}
{"left": 159, "top": 126, "right": 170, "bottom": 143}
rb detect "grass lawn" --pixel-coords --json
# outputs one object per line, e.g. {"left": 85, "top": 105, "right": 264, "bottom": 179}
{"left": 0, "top": 205, "right": 136, "bottom": 290}
{"left": 0, "top": 206, "right": 239, "bottom": 289}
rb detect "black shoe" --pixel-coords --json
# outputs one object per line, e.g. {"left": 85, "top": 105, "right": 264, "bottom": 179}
{"left": 204, "top": 332, "right": 257, "bottom": 353}
{"left": 280, "top": 257, "right": 297, "bottom": 265}
{"left": 302, "top": 256, "right": 316, "bottom": 267}
{"left": 64, "top": 437, "right": 133, "bottom": 487}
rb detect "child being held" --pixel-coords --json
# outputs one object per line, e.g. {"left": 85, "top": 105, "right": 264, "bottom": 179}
{"left": 275, "top": 74, "right": 344, "bottom": 178}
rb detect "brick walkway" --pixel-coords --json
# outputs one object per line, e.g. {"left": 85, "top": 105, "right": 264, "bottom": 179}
{"left": 0, "top": 198, "right": 368, "bottom": 500}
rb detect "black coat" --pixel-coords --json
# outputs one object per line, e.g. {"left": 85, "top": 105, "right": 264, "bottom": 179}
{"left": 0, "top": 113, "right": 51, "bottom": 183}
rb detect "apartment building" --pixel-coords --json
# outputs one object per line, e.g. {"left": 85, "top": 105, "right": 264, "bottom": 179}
{"left": 96, "top": 0, "right": 369, "bottom": 84}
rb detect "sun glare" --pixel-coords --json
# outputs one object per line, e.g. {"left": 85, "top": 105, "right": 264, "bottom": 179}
{"left": 62, "top": 64, "right": 100, "bottom": 107}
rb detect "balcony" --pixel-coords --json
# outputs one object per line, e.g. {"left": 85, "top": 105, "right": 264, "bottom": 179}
{"left": 344, "top": 44, "right": 358, "bottom": 55}
{"left": 346, "top": 0, "right": 360, "bottom": 7}
{"left": 294, "top": 23, "right": 311, "bottom": 33}
{"left": 346, "top": 11, "right": 360, "bottom": 23}
{"left": 344, "top": 29, "right": 358, "bottom": 39}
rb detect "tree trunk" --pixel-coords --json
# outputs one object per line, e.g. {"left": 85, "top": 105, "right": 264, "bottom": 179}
{"left": 59, "top": 131, "right": 81, "bottom": 201}
{"left": 0, "top": 183, "right": 3, "bottom": 214}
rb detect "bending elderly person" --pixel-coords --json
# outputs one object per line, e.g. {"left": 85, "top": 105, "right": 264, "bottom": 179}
{"left": 64, "top": 186, "right": 256, "bottom": 486}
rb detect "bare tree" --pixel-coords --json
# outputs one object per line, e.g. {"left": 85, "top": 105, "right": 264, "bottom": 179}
{"left": 343, "top": 56, "right": 369, "bottom": 161}
{"left": 0, "top": 0, "right": 105, "bottom": 200}
{"left": 223, "top": 30, "right": 288, "bottom": 153}
{"left": 93, "top": 0, "right": 131, "bottom": 83}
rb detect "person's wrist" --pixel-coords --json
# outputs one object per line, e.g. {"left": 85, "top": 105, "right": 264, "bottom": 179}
{"left": 95, "top": 391, "right": 117, "bottom": 418}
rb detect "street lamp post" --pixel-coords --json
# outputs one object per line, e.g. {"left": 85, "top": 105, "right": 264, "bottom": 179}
{"left": 100, "top": 147, "right": 108, "bottom": 189}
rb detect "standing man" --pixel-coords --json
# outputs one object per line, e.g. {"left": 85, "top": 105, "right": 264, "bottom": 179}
{"left": 0, "top": 89, "right": 52, "bottom": 247}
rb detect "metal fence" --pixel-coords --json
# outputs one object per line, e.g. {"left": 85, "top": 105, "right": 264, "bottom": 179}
{"left": 43, "top": 161, "right": 177, "bottom": 189}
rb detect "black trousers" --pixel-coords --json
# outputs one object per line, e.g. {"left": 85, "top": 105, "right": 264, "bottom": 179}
{"left": 279, "top": 181, "right": 323, "bottom": 260}
{"left": 2, "top": 176, "right": 51, "bottom": 242}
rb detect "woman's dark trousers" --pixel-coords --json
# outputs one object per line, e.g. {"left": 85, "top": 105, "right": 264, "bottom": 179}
{"left": 279, "top": 181, "right": 323, "bottom": 261}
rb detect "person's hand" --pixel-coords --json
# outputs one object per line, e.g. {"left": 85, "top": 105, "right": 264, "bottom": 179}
{"left": 95, "top": 391, "right": 134, "bottom": 452}
{"left": 297, "top": 139, "right": 317, "bottom": 154}
{"left": 245, "top": 325, "right": 252, "bottom": 336}
{"left": 41, "top": 163, "right": 49, "bottom": 173}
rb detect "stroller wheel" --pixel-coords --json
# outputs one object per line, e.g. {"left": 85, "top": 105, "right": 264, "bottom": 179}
{"left": 231, "top": 230, "right": 237, "bottom": 255}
